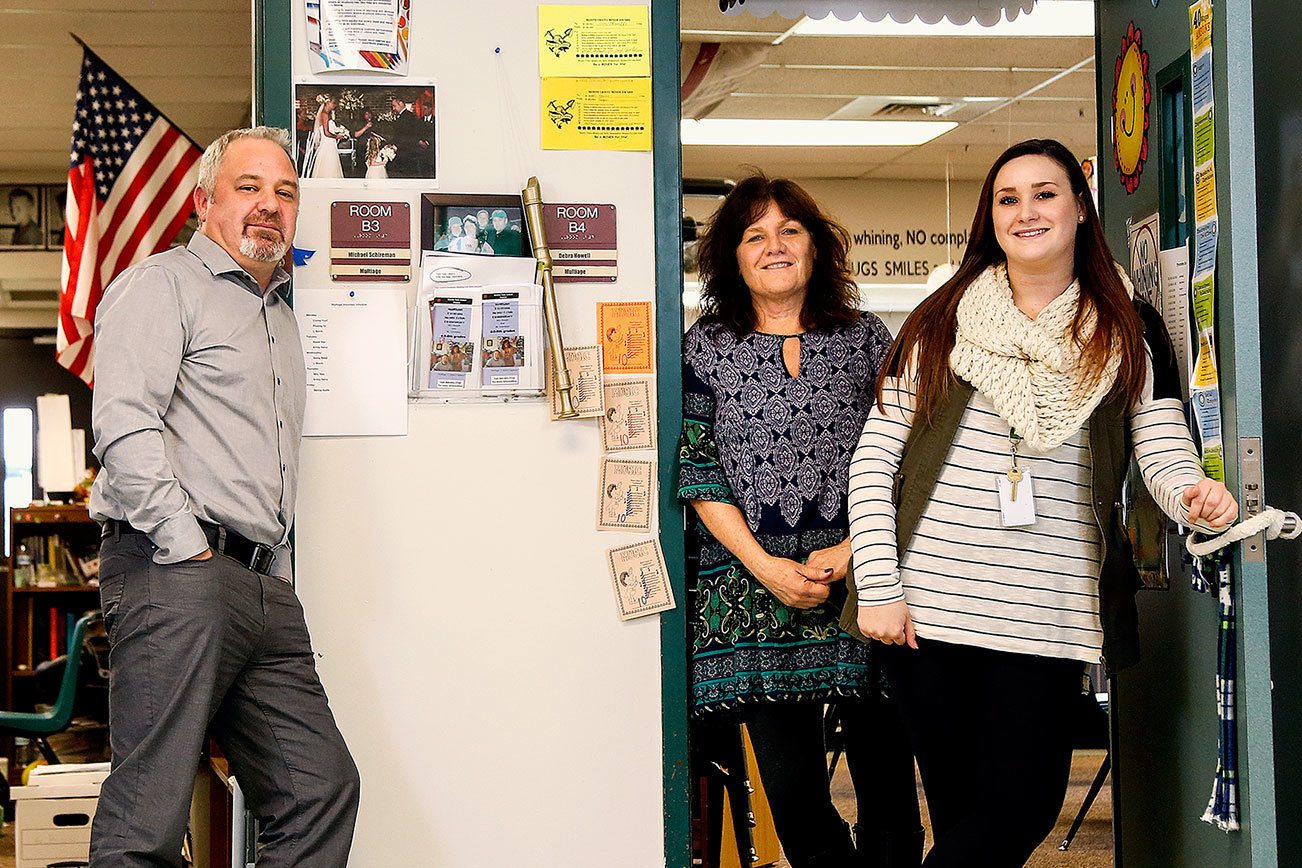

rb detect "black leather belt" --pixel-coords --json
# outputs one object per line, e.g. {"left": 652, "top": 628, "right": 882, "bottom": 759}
{"left": 103, "top": 519, "right": 277, "bottom": 576}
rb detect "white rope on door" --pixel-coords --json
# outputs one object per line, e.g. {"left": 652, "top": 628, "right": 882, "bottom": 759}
{"left": 1186, "top": 507, "right": 1301, "bottom": 558}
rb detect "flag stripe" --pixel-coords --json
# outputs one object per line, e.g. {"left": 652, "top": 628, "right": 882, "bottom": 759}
{"left": 64, "top": 164, "right": 101, "bottom": 331}
{"left": 104, "top": 140, "right": 198, "bottom": 283}
{"left": 57, "top": 47, "right": 203, "bottom": 384}
{"left": 95, "top": 124, "right": 182, "bottom": 285}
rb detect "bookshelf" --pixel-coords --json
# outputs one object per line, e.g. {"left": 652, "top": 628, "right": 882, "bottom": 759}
{"left": 6, "top": 505, "right": 101, "bottom": 713}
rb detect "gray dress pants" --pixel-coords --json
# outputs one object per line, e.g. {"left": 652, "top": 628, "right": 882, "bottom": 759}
{"left": 90, "top": 532, "right": 360, "bottom": 867}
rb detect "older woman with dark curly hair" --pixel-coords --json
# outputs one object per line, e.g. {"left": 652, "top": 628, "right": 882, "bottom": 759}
{"left": 678, "top": 175, "right": 921, "bottom": 868}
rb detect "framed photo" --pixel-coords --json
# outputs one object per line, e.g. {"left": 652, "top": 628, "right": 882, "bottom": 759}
{"left": 293, "top": 80, "right": 437, "bottom": 184}
{"left": 0, "top": 185, "right": 44, "bottom": 250}
{"left": 44, "top": 186, "right": 66, "bottom": 250}
{"left": 420, "top": 193, "right": 530, "bottom": 258}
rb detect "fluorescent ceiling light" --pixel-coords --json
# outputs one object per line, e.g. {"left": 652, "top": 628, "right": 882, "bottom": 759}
{"left": 681, "top": 118, "right": 956, "bottom": 147}
{"left": 791, "top": 1, "right": 1094, "bottom": 38}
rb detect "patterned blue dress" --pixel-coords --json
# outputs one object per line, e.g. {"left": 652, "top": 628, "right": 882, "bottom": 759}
{"left": 677, "top": 312, "right": 894, "bottom": 714}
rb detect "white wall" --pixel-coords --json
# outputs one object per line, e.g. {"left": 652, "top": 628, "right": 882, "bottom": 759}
{"left": 287, "top": 5, "right": 666, "bottom": 866}
{"left": 0, "top": 251, "right": 61, "bottom": 330}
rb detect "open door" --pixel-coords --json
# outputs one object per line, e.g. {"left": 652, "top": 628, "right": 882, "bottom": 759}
{"left": 1097, "top": 1, "right": 1280, "bottom": 864}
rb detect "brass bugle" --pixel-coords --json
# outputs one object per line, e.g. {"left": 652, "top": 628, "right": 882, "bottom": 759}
{"left": 521, "top": 176, "right": 579, "bottom": 418}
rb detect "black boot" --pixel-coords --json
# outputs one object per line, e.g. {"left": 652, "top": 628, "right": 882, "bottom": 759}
{"left": 853, "top": 824, "right": 925, "bottom": 868}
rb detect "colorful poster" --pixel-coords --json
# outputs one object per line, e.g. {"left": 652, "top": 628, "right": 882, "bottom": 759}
{"left": 1112, "top": 22, "right": 1152, "bottom": 194}
{"left": 306, "top": 0, "right": 410, "bottom": 74}
{"left": 541, "top": 78, "right": 652, "bottom": 151}
{"left": 1188, "top": 0, "right": 1222, "bottom": 482}
{"left": 538, "top": 5, "right": 650, "bottom": 78}
{"left": 597, "top": 301, "right": 654, "bottom": 374}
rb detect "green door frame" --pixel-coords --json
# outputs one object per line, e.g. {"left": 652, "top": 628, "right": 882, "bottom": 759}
{"left": 1098, "top": 0, "right": 1277, "bottom": 862}
{"left": 651, "top": 0, "right": 690, "bottom": 865}
{"left": 1216, "top": 4, "right": 1277, "bottom": 861}
{"left": 253, "top": 0, "right": 292, "bottom": 130}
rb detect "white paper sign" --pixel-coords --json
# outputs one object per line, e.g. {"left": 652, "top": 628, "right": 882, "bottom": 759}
{"left": 298, "top": 287, "right": 408, "bottom": 436}
{"left": 1159, "top": 246, "right": 1194, "bottom": 398}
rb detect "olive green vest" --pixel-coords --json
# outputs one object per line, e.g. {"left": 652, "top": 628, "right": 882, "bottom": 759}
{"left": 839, "top": 379, "right": 1143, "bottom": 671}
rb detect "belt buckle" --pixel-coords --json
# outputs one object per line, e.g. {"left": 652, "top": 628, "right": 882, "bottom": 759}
{"left": 249, "top": 544, "right": 274, "bottom": 575}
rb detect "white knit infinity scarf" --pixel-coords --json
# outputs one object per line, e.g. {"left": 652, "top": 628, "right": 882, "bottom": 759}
{"left": 950, "top": 263, "right": 1130, "bottom": 452}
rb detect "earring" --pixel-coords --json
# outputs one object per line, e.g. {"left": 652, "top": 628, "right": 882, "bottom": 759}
{"left": 1078, "top": 216, "right": 1085, "bottom": 224}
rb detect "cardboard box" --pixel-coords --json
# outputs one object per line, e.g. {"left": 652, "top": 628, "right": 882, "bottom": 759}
{"left": 11, "top": 762, "right": 109, "bottom": 868}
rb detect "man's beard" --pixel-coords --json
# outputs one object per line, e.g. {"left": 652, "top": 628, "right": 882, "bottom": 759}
{"left": 240, "top": 230, "right": 289, "bottom": 263}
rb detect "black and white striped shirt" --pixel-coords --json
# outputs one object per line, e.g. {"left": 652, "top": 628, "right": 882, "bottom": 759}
{"left": 848, "top": 362, "right": 1204, "bottom": 663}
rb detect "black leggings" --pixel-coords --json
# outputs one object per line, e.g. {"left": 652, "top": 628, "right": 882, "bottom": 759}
{"left": 885, "top": 639, "right": 1084, "bottom": 868}
{"left": 740, "top": 692, "right": 921, "bottom": 868}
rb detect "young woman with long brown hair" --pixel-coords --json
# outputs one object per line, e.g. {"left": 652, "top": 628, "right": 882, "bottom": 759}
{"left": 846, "top": 139, "right": 1238, "bottom": 866}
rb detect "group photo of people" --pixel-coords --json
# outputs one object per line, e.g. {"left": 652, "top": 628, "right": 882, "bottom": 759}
{"left": 293, "top": 83, "right": 436, "bottom": 182}
{"left": 425, "top": 197, "right": 529, "bottom": 257}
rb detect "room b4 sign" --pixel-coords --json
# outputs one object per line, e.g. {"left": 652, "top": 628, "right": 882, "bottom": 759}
{"left": 1113, "top": 22, "right": 1151, "bottom": 195}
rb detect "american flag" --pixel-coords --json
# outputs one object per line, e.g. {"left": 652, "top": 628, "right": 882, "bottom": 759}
{"left": 57, "top": 45, "right": 203, "bottom": 384}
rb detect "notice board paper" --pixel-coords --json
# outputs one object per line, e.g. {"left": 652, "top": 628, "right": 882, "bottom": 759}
{"left": 298, "top": 287, "right": 408, "bottom": 436}
{"left": 597, "top": 301, "right": 654, "bottom": 374}
{"left": 541, "top": 78, "right": 652, "bottom": 151}
{"left": 606, "top": 538, "right": 675, "bottom": 620}
{"left": 1159, "top": 246, "right": 1193, "bottom": 398}
{"left": 538, "top": 5, "right": 651, "bottom": 78}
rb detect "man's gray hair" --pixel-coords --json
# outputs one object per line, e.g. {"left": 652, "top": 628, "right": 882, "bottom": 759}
{"left": 197, "top": 127, "right": 294, "bottom": 196}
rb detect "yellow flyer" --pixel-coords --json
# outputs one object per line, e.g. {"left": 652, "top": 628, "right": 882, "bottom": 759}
{"left": 541, "top": 78, "right": 652, "bottom": 151}
{"left": 539, "top": 5, "right": 650, "bottom": 78}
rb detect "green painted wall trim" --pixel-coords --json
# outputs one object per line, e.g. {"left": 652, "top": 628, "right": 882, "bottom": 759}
{"left": 254, "top": 0, "right": 293, "bottom": 130}
{"left": 652, "top": 0, "right": 689, "bottom": 865}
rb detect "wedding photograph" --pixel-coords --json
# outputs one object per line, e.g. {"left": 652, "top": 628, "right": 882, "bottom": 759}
{"left": 293, "top": 82, "right": 437, "bottom": 183}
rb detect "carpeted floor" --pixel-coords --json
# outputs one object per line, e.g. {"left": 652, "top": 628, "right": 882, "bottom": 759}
{"left": 772, "top": 749, "right": 1114, "bottom": 868}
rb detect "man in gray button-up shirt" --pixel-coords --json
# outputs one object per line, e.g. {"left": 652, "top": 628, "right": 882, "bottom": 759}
{"left": 89, "top": 127, "right": 359, "bottom": 867}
